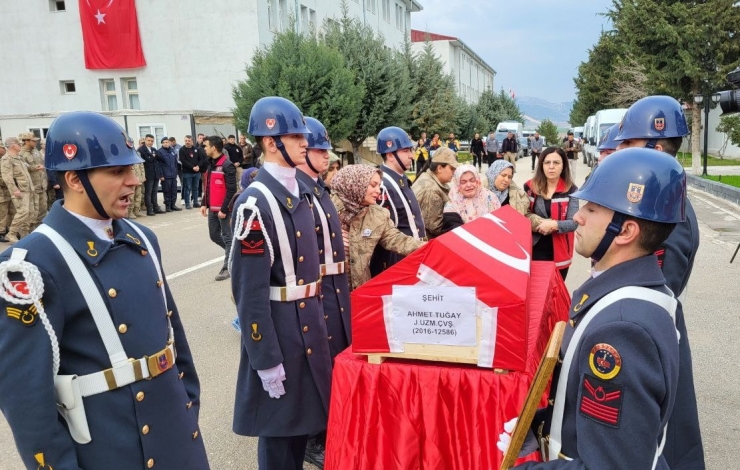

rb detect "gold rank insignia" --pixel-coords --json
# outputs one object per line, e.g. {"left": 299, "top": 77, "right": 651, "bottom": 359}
{"left": 86, "top": 241, "right": 98, "bottom": 257}
{"left": 251, "top": 323, "right": 262, "bottom": 342}
{"left": 35, "top": 452, "right": 53, "bottom": 469}
{"left": 573, "top": 294, "right": 589, "bottom": 312}
{"left": 314, "top": 187, "right": 320, "bottom": 196}
{"left": 7, "top": 303, "right": 39, "bottom": 326}
{"left": 126, "top": 233, "right": 141, "bottom": 245}
{"left": 286, "top": 197, "right": 294, "bottom": 209}
{"left": 398, "top": 178, "right": 404, "bottom": 187}
{"left": 627, "top": 182, "right": 645, "bottom": 203}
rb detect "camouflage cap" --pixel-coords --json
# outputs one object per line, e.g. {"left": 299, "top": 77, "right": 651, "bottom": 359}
{"left": 18, "top": 132, "right": 40, "bottom": 141}
{"left": 431, "top": 147, "right": 458, "bottom": 168}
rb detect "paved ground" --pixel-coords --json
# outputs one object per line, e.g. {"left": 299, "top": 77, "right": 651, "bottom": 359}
{"left": 0, "top": 157, "right": 738, "bottom": 469}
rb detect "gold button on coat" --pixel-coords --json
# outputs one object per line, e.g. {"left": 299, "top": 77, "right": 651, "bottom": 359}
{"left": 141, "top": 250, "right": 148, "bottom": 256}
{"left": 298, "top": 256, "right": 304, "bottom": 262}
{"left": 324, "top": 315, "right": 329, "bottom": 320}
{"left": 142, "top": 425, "right": 150, "bottom": 435}
{"left": 147, "top": 458, "right": 154, "bottom": 468}
{"left": 306, "top": 348, "right": 312, "bottom": 355}
{"left": 303, "top": 325, "right": 309, "bottom": 333}
{"left": 299, "top": 302, "right": 306, "bottom": 309}
{"left": 333, "top": 251, "right": 337, "bottom": 256}
{"left": 331, "top": 232, "right": 336, "bottom": 238}
{"left": 136, "top": 392, "right": 145, "bottom": 402}
{"left": 178, "top": 371, "right": 185, "bottom": 379}
{"left": 192, "top": 430, "right": 199, "bottom": 439}
{"left": 340, "top": 307, "right": 344, "bottom": 312}
{"left": 118, "top": 324, "right": 128, "bottom": 334}
{"left": 156, "top": 280, "right": 163, "bottom": 288}
{"left": 298, "top": 279, "right": 304, "bottom": 285}
{"left": 108, "top": 288, "right": 117, "bottom": 298}
{"left": 336, "top": 288, "right": 340, "bottom": 294}
{"left": 296, "top": 231, "right": 302, "bottom": 237}
{"left": 326, "top": 213, "right": 331, "bottom": 219}
{"left": 186, "top": 401, "right": 193, "bottom": 409}
{"left": 167, "top": 310, "right": 173, "bottom": 318}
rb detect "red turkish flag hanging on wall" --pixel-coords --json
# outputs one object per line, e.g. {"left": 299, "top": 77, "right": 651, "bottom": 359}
{"left": 78, "top": 0, "right": 146, "bottom": 69}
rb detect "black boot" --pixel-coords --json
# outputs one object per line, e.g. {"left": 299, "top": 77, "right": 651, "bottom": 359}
{"left": 304, "top": 436, "right": 325, "bottom": 469}
{"left": 154, "top": 206, "right": 166, "bottom": 214}
{"left": 165, "top": 205, "right": 172, "bottom": 212}
{"left": 171, "top": 204, "right": 182, "bottom": 211}
{"left": 146, "top": 207, "right": 156, "bottom": 216}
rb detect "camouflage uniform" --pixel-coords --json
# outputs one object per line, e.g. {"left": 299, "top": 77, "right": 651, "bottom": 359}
{"left": 19, "top": 134, "right": 47, "bottom": 229}
{"left": 331, "top": 196, "right": 423, "bottom": 290}
{"left": 129, "top": 162, "right": 146, "bottom": 218}
{"left": 0, "top": 145, "right": 15, "bottom": 235}
{"left": 411, "top": 170, "right": 450, "bottom": 238}
{"left": 0, "top": 148, "right": 34, "bottom": 241}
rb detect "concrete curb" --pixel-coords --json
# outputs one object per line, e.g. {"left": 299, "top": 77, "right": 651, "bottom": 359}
{"left": 687, "top": 174, "right": 740, "bottom": 205}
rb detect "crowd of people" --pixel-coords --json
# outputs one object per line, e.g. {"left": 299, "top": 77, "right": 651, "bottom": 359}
{"left": 0, "top": 94, "right": 705, "bottom": 470}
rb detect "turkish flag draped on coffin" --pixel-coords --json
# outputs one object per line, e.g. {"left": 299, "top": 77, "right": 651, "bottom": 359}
{"left": 78, "top": 0, "right": 146, "bottom": 69}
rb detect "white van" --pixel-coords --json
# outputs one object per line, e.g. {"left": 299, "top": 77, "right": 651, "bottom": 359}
{"left": 496, "top": 121, "right": 523, "bottom": 138}
{"left": 593, "top": 108, "right": 627, "bottom": 161}
{"left": 582, "top": 115, "right": 596, "bottom": 166}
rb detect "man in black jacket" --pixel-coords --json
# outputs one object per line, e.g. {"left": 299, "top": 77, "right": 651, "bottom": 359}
{"left": 224, "top": 134, "right": 244, "bottom": 183}
{"left": 137, "top": 134, "right": 165, "bottom": 215}
{"left": 501, "top": 131, "right": 519, "bottom": 172}
{"left": 200, "top": 136, "right": 237, "bottom": 281}
{"left": 179, "top": 135, "right": 206, "bottom": 209}
{"left": 470, "top": 132, "right": 484, "bottom": 170}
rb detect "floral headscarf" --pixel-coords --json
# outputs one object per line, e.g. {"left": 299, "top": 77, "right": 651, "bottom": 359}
{"left": 486, "top": 159, "right": 515, "bottom": 204}
{"left": 331, "top": 164, "right": 382, "bottom": 229}
{"left": 445, "top": 164, "right": 501, "bottom": 223}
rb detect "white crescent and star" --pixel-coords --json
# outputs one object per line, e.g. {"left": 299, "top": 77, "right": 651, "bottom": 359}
{"left": 87, "top": 0, "right": 115, "bottom": 25}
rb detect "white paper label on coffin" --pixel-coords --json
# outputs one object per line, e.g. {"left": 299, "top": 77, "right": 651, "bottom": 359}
{"left": 391, "top": 286, "right": 477, "bottom": 347}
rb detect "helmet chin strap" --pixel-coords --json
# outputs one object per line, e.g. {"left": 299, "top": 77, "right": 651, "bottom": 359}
{"left": 590, "top": 212, "right": 627, "bottom": 262}
{"left": 645, "top": 139, "right": 658, "bottom": 149}
{"left": 304, "top": 151, "right": 321, "bottom": 175}
{"left": 76, "top": 170, "right": 111, "bottom": 220}
{"left": 391, "top": 151, "right": 407, "bottom": 172}
{"left": 273, "top": 136, "right": 297, "bottom": 168}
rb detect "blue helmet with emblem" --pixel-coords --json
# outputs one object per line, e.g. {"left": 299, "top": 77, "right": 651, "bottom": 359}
{"left": 614, "top": 95, "right": 689, "bottom": 142}
{"left": 376, "top": 126, "right": 414, "bottom": 155}
{"left": 597, "top": 123, "right": 621, "bottom": 152}
{"left": 304, "top": 117, "right": 332, "bottom": 150}
{"left": 45, "top": 111, "right": 142, "bottom": 172}
{"left": 573, "top": 147, "right": 685, "bottom": 261}
{"left": 573, "top": 147, "right": 686, "bottom": 224}
{"left": 248, "top": 96, "right": 310, "bottom": 137}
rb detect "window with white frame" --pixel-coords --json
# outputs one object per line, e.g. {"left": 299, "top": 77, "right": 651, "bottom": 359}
{"left": 309, "top": 9, "right": 316, "bottom": 35}
{"left": 367, "top": 0, "right": 376, "bottom": 14}
{"left": 382, "top": 0, "right": 390, "bottom": 23}
{"left": 60, "top": 80, "right": 76, "bottom": 94}
{"left": 137, "top": 125, "right": 166, "bottom": 145}
{"left": 279, "top": 0, "right": 288, "bottom": 31}
{"left": 49, "top": 0, "right": 66, "bottom": 11}
{"left": 99, "top": 79, "right": 118, "bottom": 111}
{"left": 267, "top": 0, "right": 277, "bottom": 31}
{"left": 27, "top": 128, "right": 50, "bottom": 142}
{"left": 121, "top": 78, "right": 140, "bottom": 110}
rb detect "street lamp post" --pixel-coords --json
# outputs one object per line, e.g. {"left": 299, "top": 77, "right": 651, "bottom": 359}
{"left": 693, "top": 92, "right": 722, "bottom": 176}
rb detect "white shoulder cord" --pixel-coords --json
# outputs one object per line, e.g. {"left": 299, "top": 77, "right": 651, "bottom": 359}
{"left": 0, "top": 248, "right": 60, "bottom": 375}
{"left": 311, "top": 195, "right": 335, "bottom": 266}
{"left": 381, "top": 173, "right": 420, "bottom": 240}
{"left": 229, "top": 188, "right": 275, "bottom": 273}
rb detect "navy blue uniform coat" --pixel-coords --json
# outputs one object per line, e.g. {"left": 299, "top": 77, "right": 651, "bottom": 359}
{"left": 230, "top": 169, "right": 332, "bottom": 437}
{"left": 0, "top": 202, "right": 208, "bottom": 470}
{"left": 296, "top": 171, "right": 351, "bottom": 358}
{"left": 517, "top": 255, "right": 680, "bottom": 470}
{"left": 370, "top": 165, "right": 425, "bottom": 275}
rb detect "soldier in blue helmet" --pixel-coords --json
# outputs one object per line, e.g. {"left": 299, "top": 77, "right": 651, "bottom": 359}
{"left": 370, "top": 126, "right": 426, "bottom": 276}
{"left": 295, "top": 116, "right": 351, "bottom": 469}
{"left": 230, "top": 97, "right": 332, "bottom": 470}
{"left": 613, "top": 95, "right": 705, "bottom": 470}
{"left": 506, "top": 148, "right": 684, "bottom": 469}
{"left": 0, "top": 111, "right": 209, "bottom": 469}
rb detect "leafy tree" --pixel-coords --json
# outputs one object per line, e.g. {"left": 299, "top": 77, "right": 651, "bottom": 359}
{"left": 536, "top": 119, "right": 559, "bottom": 147}
{"left": 455, "top": 97, "right": 488, "bottom": 139}
{"left": 605, "top": 0, "right": 740, "bottom": 174}
{"left": 475, "top": 89, "right": 523, "bottom": 134}
{"left": 323, "top": 3, "right": 413, "bottom": 162}
{"left": 404, "top": 37, "right": 459, "bottom": 139}
{"left": 232, "top": 27, "right": 362, "bottom": 144}
{"left": 716, "top": 114, "right": 740, "bottom": 158}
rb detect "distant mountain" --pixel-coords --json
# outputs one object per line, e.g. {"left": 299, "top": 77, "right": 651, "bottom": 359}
{"left": 516, "top": 96, "right": 573, "bottom": 127}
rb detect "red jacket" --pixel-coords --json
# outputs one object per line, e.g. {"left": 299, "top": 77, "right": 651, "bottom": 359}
{"left": 524, "top": 178, "right": 576, "bottom": 269}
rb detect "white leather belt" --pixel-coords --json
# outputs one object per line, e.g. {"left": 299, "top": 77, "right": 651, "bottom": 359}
{"left": 320, "top": 261, "right": 346, "bottom": 276}
{"left": 269, "top": 280, "right": 322, "bottom": 302}
{"left": 76, "top": 343, "right": 176, "bottom": 397}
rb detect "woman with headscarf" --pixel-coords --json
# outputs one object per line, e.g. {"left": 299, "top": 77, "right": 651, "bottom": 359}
{"left": 331, "top": 164, "right": 424, "bottom": 290}
{"left": 485, "top": 159, "right": 529, "bottom": 215}
{"left": 441, "top": 164, "right": 501, "bottom": 233}
{"left": 523, "top": 146, "right": 578, "bottom": 280}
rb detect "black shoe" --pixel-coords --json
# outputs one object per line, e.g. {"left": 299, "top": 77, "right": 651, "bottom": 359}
{"left": 171, "top": 205, "right": 182, "bottom": 211}
{"left": 146, "top": 209, "right": 156, "bottom": 216}
{"left": 154, "top": 207, "right": 166, "bottom": 214}
{"left": 215, "top": 268, "right": 230, "bottom": 281}
{"left": 193, "top": 203, "right": 202, "bottom": 208}
{"left": 304, "top": 441, "right": 325, "bottom": 469}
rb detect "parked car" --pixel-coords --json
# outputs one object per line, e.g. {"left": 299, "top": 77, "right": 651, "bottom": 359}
{"left": 518, "top": 137, "right": 530, "bottom": 160}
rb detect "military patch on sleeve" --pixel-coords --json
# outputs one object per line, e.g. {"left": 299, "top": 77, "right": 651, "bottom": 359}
{"left": 6, "top": 303, "right": 38, "bottom": 326}
{"left": 589, "top": 343, "right": 621, "bottom": 380}
{"left": 240, "top": 220, "right": 265, "bottom": 256}
{"left": 579, "top": 373, "right": 623, "bottom": 428}
{"left": 654, "top": 246, "right": 666, "bottom": 269}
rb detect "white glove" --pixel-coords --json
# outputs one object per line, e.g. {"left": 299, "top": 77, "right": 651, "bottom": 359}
{"left": 257, "top": 363, "right": 286, "bottom": 399}
{"left": 497, "top": 416, "right": 540, "bottom": 457}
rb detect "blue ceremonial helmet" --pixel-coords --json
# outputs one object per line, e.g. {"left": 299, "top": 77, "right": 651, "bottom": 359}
{"left": 597, "top": 123, "right": 622, "bottom": 152}
{"left": 573, "top": 147, "right": 686, "bottom": 224}
{"left": 45, "top": 111, "right": 142, "bottom": 171}
{"left": 304, "top": 117, "right": 332, "bottom": 150}
{"left": 248, "top": 96, "right": 310, "bottom": 137}
{"left": 376, "top": 126, "right": 414, "bottom": 155}
{"left": 614, "top": 95, "right": 689, "bottom": 141}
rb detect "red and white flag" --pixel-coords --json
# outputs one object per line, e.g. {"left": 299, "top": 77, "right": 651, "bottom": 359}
{"left": 78, "top": 0, "right": 146, "bottom": 69}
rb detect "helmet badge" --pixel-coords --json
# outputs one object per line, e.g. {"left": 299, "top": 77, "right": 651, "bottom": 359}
{"left": 124, "top": 133, "right": 134, "bottom": 149}
{"left": 627, "top": 183, "right": 645, "bottom": 203}
{"left": 63, "top": 144, "right": 78, "bottom": 160}
{"left": 265, "top": 118, "right": 276, "bottom": 130}
{"left": 654, "top": 118, "right": 665, "bottom": 132}
{"left": 386, "top": 140, "right": 393, "bottom": 148}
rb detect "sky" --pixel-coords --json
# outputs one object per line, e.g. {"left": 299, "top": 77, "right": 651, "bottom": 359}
{"left": 410, "top": 0, "right": 614, "bottom": 103}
